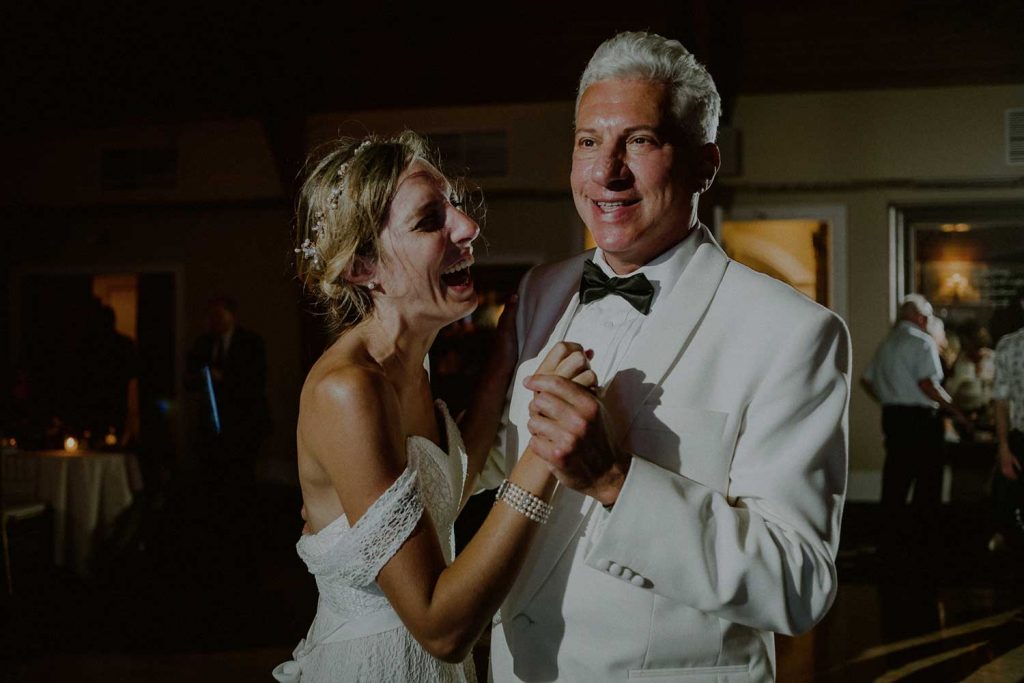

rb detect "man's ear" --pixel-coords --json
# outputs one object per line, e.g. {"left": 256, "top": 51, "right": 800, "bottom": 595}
{"left": 695, "top": 142, "right": 721, "bottom": 195}
{"left": 344, "top": 255, "right": 377, "bottom": 285}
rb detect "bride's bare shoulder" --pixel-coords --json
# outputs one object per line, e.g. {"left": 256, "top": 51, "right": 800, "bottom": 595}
{"left": 299, "top": 341, "right": 396, "bottom": 433}
{"left": 297, "top": 341, "right": 405, "bottom": 523}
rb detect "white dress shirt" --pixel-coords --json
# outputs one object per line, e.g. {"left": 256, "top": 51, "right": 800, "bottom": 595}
{"left": 862, "top": 320, "right": 943, "bottom": 407}
{"left": 563, "top": 232, "right": 699, "bottom": 386}
{"left": 544, "top": 232, "right": 699, "bottom": 565}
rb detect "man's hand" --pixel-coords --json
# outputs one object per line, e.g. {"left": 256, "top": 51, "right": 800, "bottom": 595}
{"left": 525, "top": 347, "right": 629, "bottom": 506}
{"left": 999, "top": 444, "right": 1022, "bottom": 481}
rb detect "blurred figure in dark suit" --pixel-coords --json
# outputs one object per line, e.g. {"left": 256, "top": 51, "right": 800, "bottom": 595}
{"left": 185, "top": 297, "right": 271, "bottom": 485}
{"left": 79, "top": 302, "right": 140, "bottom": 445}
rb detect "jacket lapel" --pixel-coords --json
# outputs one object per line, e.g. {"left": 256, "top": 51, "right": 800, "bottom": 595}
{"left": 602, "top": 226, "right": 730, "bottom": 439}
{"left": 519, "top": 252, "right": 592, "bottom": 363}
{"left": 502, "top": 256, "right": 594, "bottom": 617}
{"left": 505, "top": 228, "right": 730, "bottom": 617}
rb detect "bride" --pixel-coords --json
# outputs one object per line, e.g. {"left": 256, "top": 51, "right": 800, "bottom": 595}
{"left": 274, "top": 132, "right": 594, "bottom": 682}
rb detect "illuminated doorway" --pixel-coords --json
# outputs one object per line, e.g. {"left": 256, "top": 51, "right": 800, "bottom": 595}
{"left": 10, "top": 269, "right": 180, "bottom": 486}
{"left": 715, "top": 205, "right": 848, "bottom": 319}
{"left": 92, "top": 273, "right": 139, "bottom": 340}
{"left": 720, "top": 219, "right": 828, "bottom": 303}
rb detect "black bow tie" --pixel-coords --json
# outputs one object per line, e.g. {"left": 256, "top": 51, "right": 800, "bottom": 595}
{"left": 579, "top": 260, "right": 655, "bottom": 315}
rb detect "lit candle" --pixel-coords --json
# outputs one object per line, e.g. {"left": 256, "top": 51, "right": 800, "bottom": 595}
{"left": 104, "top": 432, "right": 118, "bottom": 447}
{"left": 64, "top": 437, "right": 79, "bottom": 453}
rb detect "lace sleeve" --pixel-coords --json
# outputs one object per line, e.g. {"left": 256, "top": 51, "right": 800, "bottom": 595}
{"left": 298, "top": 463, "right": 424, "bottom": 587}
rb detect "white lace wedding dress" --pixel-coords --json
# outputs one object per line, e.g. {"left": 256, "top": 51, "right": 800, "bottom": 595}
{"left": 274, "top": 401, "right": 477, "bottom": 682}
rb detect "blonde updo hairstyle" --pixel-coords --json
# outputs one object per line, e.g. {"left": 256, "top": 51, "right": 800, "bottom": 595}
{"left": 295, "top": 131, "right": 437, "bottom": 334}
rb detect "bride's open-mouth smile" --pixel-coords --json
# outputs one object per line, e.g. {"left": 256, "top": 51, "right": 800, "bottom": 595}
{"left": 440, "top": 253, "right": 474, "bottom": 291}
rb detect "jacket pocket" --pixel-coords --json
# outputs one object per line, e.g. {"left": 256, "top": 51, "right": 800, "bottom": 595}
{"left": 628, "top": 664, "right": 750, "bottom": 682}
{"left": 627, "top": 406, "right": 730, "bottom": 490}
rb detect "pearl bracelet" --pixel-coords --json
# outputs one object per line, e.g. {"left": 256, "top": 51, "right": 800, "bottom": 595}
{"left": 495, "top": 479, "right": 553, "bottom": 524}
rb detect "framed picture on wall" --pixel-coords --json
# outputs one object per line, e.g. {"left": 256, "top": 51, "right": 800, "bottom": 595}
{"left": 891, "top": 202, "right": 1024, "bottom": 346}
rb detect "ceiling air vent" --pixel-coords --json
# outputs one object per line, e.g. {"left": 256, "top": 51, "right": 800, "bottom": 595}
{"left": 1008, "top": 108, "right": 1024, "bottom": 165}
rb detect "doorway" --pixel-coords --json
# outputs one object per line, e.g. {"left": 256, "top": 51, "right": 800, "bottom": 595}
{"left": 8, "top": 269, "right": 180, "bottom": 487}
{"left": 715, "top": 205, "right": 848, "bottom": 319}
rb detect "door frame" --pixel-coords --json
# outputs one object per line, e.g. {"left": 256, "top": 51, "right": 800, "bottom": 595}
{"left": 9, "top": 263, "right": 187, "bottom": 461}
{"left": 713, "top": 204, "right": 848, "bottom": 321}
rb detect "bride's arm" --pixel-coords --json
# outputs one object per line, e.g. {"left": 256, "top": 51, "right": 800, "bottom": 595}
{"left": 306, "top": 346, "right": 592, "bottom": 664}
{"left": 458, "top": 295, "right": 518, "bottom": 503}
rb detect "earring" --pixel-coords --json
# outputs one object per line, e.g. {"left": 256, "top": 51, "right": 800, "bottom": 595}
{"left": 367, "top": 282, "right": 377, "bottom": 291}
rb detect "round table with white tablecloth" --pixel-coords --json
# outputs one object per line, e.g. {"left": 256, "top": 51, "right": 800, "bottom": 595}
{"left": 12, "top": 450, "right": 142, "bottom": 576}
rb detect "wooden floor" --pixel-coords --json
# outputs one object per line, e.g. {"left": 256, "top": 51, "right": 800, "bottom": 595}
{"left": 3, "top": 480, "right": 1023, "bottom": 682}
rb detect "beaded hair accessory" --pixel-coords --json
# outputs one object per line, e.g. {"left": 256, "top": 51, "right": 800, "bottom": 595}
{"left": 295, "top": 139, "right": 374, "bottom": 268}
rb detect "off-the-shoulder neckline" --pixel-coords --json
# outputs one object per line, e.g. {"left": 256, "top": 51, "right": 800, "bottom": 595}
{"left": 304, "top": 400, "right": 460, "bottom": 538}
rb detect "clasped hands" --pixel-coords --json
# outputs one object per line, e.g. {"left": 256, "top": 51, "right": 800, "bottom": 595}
{"left": 525, "top": 342, "right": 630, "bottom": 506}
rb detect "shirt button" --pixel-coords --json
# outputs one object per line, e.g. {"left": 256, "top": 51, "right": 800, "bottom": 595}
{"left": 608, "top": 562, "right": 624, "bottom": 577}
{"left": 630, "top": 574, "right": 647, "bottom": 587}
{"left": 594, "top": 559, "right": 611, "bottom": 572}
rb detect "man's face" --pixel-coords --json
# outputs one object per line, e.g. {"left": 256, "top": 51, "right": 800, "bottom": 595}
{"left": 208, "top": 305, "right": 234, "bottom": 335}
{"left": 571, "top": 78, "right": 697, "bottom": 274}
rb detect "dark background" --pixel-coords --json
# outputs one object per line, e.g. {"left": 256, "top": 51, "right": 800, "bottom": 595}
{"left": 2, "top": 2, "right": 1023, "bottom": 680}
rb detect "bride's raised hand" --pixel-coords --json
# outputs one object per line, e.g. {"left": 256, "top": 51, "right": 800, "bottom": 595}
{"left": 535, "top": 341, "right": 597, "bottom": 390}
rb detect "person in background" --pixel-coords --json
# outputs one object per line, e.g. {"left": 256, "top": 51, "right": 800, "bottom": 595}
{"left": 79, "top": 301, "right": 140, "bottom": 446}
{"left": 862, "top": 294, "right": 972, "bottom": 558}
{"left": 184, "top": 297, "right": 271, "bottom": 485}
{"left": 927, "top": 315, "right": 955, "bottom": 378}
{"left": 946, "top": 322, "right": 996, "bottom": 431}
{"left": 990, "top": 287, "right": 1024, "bottom": 552}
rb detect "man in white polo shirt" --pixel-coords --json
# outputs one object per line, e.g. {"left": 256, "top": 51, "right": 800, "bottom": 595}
{"left": 862, "top": 294, "right": 970, "bottom": 557}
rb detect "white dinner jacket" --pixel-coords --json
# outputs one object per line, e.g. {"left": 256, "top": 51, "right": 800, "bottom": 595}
{"left": 487, "top": 226, "right": 851, "bottom": 683}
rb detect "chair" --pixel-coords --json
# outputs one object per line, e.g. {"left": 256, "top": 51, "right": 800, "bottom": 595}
{"left": 1, "top": 448, "right": 50, "bottom": 595}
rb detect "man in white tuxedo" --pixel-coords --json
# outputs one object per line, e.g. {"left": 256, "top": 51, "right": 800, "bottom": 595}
{"left": 486, "top": 31, "right": 851, "bottom": 682}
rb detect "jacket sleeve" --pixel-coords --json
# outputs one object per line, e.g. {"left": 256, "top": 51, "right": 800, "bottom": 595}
{"left": 585, "top": 311, "right": 850, "bottom": 635}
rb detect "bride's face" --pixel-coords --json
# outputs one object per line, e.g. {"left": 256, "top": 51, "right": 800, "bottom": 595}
{"left": 372, "top": 160, "right": 480, "bottom": 327}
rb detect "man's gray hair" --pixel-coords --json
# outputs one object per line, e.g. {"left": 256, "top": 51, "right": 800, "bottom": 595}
{"left": 576, "top": 31, "right": 722, "bottom": 146}
{"left": 899, "top": 293, "right": 933, "bottom": 319}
